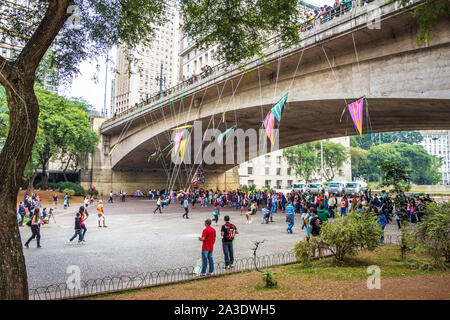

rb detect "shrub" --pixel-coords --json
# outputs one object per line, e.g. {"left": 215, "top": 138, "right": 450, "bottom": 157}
{"left": 414, "top": 201, "right": 450, "bottom": 263}
{"left": 34, "top": 181, "right": 59, "bottom": 190}
{"left": 58, "top": 182, "right": 85, "bottom": 196}
{"left": 262, "top": 270, "right": 277, "bottom": 288}
{"left": 319, "top": 212, "right": 382, "bottom": 263}
{"left": 63, "top": 188, "right": 75, "bottom": 196}
{"left": 88, "top": 187, "right": 99, "bottom": 196}
{"left": 293, "top": 240, "right": 313, "bottom": 267}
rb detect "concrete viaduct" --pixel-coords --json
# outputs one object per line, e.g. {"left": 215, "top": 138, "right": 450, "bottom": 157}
{"left": 81, "top": 0, "right": 450, "bottom": 194}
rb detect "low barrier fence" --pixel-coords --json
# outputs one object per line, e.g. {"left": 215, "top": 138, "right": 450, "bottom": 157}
{"left": 29, "top": 234, "right": 401, "bottom": 300}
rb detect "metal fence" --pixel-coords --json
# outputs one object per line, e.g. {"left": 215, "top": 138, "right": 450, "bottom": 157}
{"left": 29, "top": 234, "right": 400, "bottom": 300}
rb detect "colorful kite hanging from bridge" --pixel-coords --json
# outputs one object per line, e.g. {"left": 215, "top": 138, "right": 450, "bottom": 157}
{"left": 217, "top": 125, "right": 236, "bottom": 146}
{"left": 347, "top": 97, "right": 364, "bottom": 135}
{"left": 179, "top": 139, "right": 187, "bottom": 159}
{"left": 263, "top": 93, "right": 289, "bottom": 145}
{"left": 191, "top": 165, "right": 205, "bottom": 183}
{"left": 171, "top": 125, "right": 193, "bottom": 130}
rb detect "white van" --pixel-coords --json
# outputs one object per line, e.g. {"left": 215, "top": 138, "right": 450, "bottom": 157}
{"left": 307, "top": 183, "right": 322, "bottom": 194}
{"left": 293, "top": 183, "right": 305, "bottom": 192}
{"left": 344, "top": 182, "right": 367, "bottom": 195}
{"left": 327, "top": 182, "right": 345, "bottom": 196}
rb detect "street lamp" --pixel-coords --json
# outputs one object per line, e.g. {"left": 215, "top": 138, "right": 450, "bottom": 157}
{"left": 155, "top": 62, "right": 166, "bottom": 94}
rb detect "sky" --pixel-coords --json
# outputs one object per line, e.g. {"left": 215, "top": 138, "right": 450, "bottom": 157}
{"left": 65, "top": 1, "right": 335, "bottom": 114}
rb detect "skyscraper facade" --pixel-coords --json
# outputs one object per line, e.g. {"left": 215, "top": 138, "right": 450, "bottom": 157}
{"left": 113, "top": 0, "right": 180, "bottom": 116}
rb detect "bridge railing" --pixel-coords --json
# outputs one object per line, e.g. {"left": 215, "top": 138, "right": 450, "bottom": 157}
{"left": 102, "top": 0, "right": 395, "bottom": 129}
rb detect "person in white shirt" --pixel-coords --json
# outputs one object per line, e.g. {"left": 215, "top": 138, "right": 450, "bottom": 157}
{"left": 153, "top": 197, "right": 162, "bottom": 214}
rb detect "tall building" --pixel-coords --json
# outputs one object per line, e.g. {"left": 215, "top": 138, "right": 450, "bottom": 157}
{"left": 1, "top": 0, "right": 59, "bottom": 93}
{"left": 420, "top": 130, "right": 450, "bottom": 185}
{"left": 237, "top": 137, "right": 352, "bottom": 190}
{"left": 113, "top": 0, "right": 180, "bottom": 115}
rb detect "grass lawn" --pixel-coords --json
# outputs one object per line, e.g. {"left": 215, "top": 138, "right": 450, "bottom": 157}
{"left": 87, "top": 245, "right": 450, "bottom": 300}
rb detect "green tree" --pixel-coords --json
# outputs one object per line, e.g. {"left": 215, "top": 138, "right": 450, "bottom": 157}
{"left": 284, "top": 141, "right": 348, "bottom": 183}
{"left": 350, "top": 146, "right": 368, "bottom": 180}
{"left": 378, "top": 159, "right": 412, "bottom": 194}
{"left": 0, "top": 1, "right": 309, "bottom": 299}
{"left": 181, "top": 0, "right": 302, "bottom": 65}
{"left": 350, "top": 131, "right": 423, "bottom": 150}
{"left": 397, "top": 0, "right": 450, "bottom": 43}
{"left": 283, "top": 143, "right": 318, "bottom": 184}
{"left": 315, "top": 141, "right": 348, "bottom": 181}
{"left": 362, "top": 143, "right": 442, "bottom": 185}
{"left": 414, "top": 201, "right": 450, "bottom": 264}
{"left": 319, "top": 212, "right": 382, "bottom": 263}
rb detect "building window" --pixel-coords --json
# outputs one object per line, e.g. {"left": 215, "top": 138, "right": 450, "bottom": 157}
{"left": 287, "top": 180, "right": 293, "bottom": 188}
{"left": 248, "top": 180, "right": 254, "bottom": 186}
{"left": 248, "top": 167, "right": 253, "bottom": 175}
{"left": 276, "top": 180, "right": 282, "bottom": 189}
{"left": 265, "top": 180, "right": 271, "bottom": 187}
{"left": 265, "top": 155, "right": 270, "bottom": 164}
{"left": 287, "top": 167, "right": 292, "bottom": 175}
{"left": 276, "top": 168, "right": 281, "bottom": 175}
{"left": 265, "top": 167, "right": 270, "bottom": 175}
{"left": 276, "top": 156, "right": 281, "bottom": 164}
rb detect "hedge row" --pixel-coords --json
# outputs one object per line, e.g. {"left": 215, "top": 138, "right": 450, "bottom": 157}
{"left": 34, "top": 181, "right": 85, "bottom": 196}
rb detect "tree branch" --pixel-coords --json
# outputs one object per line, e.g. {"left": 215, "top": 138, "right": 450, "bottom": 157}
{"left": 16, "top": 0, "right": 73, "bottom": 76}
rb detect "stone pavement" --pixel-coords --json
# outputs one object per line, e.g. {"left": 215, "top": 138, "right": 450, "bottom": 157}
{"left": 20, "top": 198, "right": 400, "bottom": 289}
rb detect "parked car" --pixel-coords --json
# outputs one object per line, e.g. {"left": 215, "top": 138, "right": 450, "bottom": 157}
{"left": 292, "top": 183, "right": 305, "bottom": 193}
{"left": 344, "top": 182, "right": 367, "bottom": 195}
{"left": 327, "top": 182, "right": 345, "bottom": 196}
{"left": 307, "top": 183, "right": 323, "bottom": 194}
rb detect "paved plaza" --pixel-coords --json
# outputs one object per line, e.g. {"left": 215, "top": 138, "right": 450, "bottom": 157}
{"left": 20, "top": 198, "right": 400, "bottom": 289}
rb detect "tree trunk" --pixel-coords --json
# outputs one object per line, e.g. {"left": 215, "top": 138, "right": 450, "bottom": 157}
{"left": 26, "top": 171, "right": 38, "bottom": 195}
{"left": 0, "top": 0, "right": 73, "bottom": 300}
{"left": 62, "top": 155, "right": 72, "bottom": 182}
{"left": 41, "top": 158, "right": 49, "bottom": 190}
{"left": 0, "top": 74, "right": 39, "bottom": 299}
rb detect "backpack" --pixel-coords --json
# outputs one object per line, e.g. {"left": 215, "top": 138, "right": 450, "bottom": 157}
{"left": 225, "top": 223, "right": 236, "bottom": 241}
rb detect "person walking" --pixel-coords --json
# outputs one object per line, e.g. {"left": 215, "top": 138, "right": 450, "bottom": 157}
{"left": 198, "top": 219, "right": 216, "bottom": 276}
{"left": 182, "top": 197, "right": 189, "bottom": 219}
{"left": 68, "top": 212, "right": 83, "bottom": 244}
{"left": 97, "top": 200, "right": 107, "bottom": 227}
{"left": 17, "top": 201, "right": 26, "bottom": 227}
{"left": 340, "top": 195, "right": 348, "bottom": 216}
{"left": 309, "top": 209, "right": 323, "bottom": 257}
{"left": 153, "top": 197, "right": 162, "bottom": 214}
{"left": 79, "top": 206, "right": 88, "bottom": 242}
{"left": 53, "top": 193, "right": 58, "bottom": 206}
{"left": 109, "top": 191, "right": 113, "bottom": 203}
{"left": 212, "top": 202, "right": 220, "bottom": 226}
{"left": 221, "top": 215, "right": 239, "bottom": 269}
{"left": 328, "top": 194, "right": 336, "bottom": 218}
{"left": 285, "top": 201, "right": 295, "bottom": 234}
{"left": 24, "top": 208, "right": 43, "bottom": 248}
{"left": 377, "top": 208, "right": 387, "bottom": 243}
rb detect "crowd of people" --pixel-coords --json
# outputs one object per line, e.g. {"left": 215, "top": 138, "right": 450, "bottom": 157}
{"left": 18, "top": 185, "right": 436, "bottom": 276}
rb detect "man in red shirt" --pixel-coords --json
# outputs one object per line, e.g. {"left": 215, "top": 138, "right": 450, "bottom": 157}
{"left": 198, "top": 219, "right": 216, "bottom": 276}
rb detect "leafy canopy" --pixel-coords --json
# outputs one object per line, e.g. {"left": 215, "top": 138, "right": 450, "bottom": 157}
{"left": 180, "top": 0, "right": 303, "bottom": 64}
{"left": 283, "top": 141, "right": 348, "bottom": 183}
{"left": 2, "top": 0, "right": 168, "bottom": 84}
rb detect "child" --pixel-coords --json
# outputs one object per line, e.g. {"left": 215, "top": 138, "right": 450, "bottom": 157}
{"left": 68, "top": 213, "right": 83, "bottom": 244}
{"left": 212, "top": 203, "right": 220, "bottom": 225}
